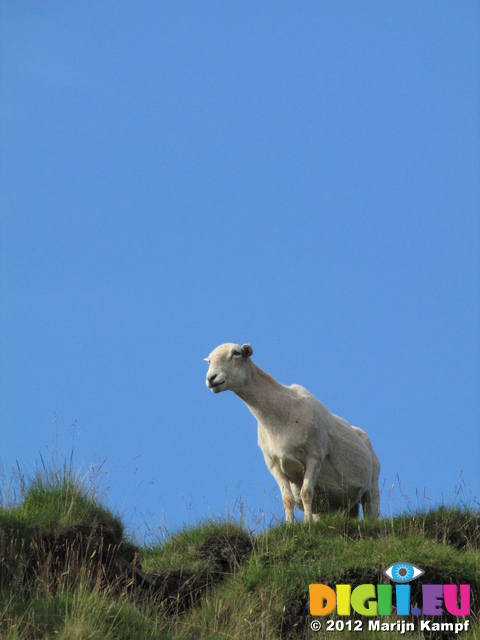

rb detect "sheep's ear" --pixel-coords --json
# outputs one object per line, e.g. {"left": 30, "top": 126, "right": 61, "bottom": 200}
{"left": 241, "top": 343, "right": 253, "bottom": 358}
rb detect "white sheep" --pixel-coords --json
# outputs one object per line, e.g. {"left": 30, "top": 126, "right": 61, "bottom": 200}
{"left": 205, "top": 343, "right": 380, "bottom": 523}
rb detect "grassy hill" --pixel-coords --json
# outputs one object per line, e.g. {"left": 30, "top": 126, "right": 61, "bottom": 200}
{"left": 0, "top": 466, "right": 478, "bottom": 639}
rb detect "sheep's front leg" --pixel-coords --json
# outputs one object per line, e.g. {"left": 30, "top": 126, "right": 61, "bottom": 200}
{"left": 300, "top": 460, "right": 321, "bottom": 522}
{"left": 266, "top": 459, "right": 296, "bottom": 523}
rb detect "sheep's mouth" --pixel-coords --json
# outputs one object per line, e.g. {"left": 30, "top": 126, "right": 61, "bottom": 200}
{"left": 209, "top": 380, "right": 225, "bottom": 390}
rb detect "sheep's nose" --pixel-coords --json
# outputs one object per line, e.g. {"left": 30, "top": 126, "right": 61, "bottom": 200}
{"left": 207, "top": 373, "right": 217, "bottom": 383}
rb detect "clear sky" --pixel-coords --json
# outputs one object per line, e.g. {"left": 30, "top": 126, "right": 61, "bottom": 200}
{"left": 1, "top": 3, "right": 479, "bottom": 540}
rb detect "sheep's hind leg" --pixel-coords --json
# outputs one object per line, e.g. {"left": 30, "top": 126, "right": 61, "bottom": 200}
{"left": 361, "top": 462, "right": 381, "bottom": 518}
{"left": 361, "top": 485, "right": 380, "bottom": 519}
{"left": 348, "top": 503, "right": 360, "bottom": 518}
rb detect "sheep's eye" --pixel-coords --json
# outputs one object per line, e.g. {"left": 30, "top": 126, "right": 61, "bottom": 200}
{"left": 232, "top": 351, "right": 242, "bottom": 358}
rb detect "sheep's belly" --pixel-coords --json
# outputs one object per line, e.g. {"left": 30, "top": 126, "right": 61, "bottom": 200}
{"left": 279, "top": 456, "right": 366, "bottom": 504}
{"left": 315, "top": 459, "right": 365, "bottom": 507}
{"left": 314, "top": 485, "right": 363, "bottom": 511}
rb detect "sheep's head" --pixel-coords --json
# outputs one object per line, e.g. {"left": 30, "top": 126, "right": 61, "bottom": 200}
{"left": 205, "top": 343, "right": 253, "bottom": 393}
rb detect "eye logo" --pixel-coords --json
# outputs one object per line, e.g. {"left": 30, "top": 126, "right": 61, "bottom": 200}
{"left": 384, "top": 562, "right": 424, "bottom": 583}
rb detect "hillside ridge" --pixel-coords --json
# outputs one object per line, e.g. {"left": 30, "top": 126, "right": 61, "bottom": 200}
{"left": 0, "top": 471, "right": 478, "bottom": 639}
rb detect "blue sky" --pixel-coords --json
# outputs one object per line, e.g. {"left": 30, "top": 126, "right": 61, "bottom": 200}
{"left": 1, "top": 3, "right": 479, "bottom": 539}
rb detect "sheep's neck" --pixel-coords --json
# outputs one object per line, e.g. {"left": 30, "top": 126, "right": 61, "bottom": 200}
{"left": 235, "top": 364, "right": 291, "bottom": 427}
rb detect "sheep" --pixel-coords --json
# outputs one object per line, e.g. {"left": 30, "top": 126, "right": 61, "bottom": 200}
{"left": 205, "top": 342, "right": 380, "bottom": 523}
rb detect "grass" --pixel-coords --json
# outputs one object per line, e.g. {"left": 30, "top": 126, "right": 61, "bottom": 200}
{"left": 0, "top": 459, "right": 479, "bottom": 639}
